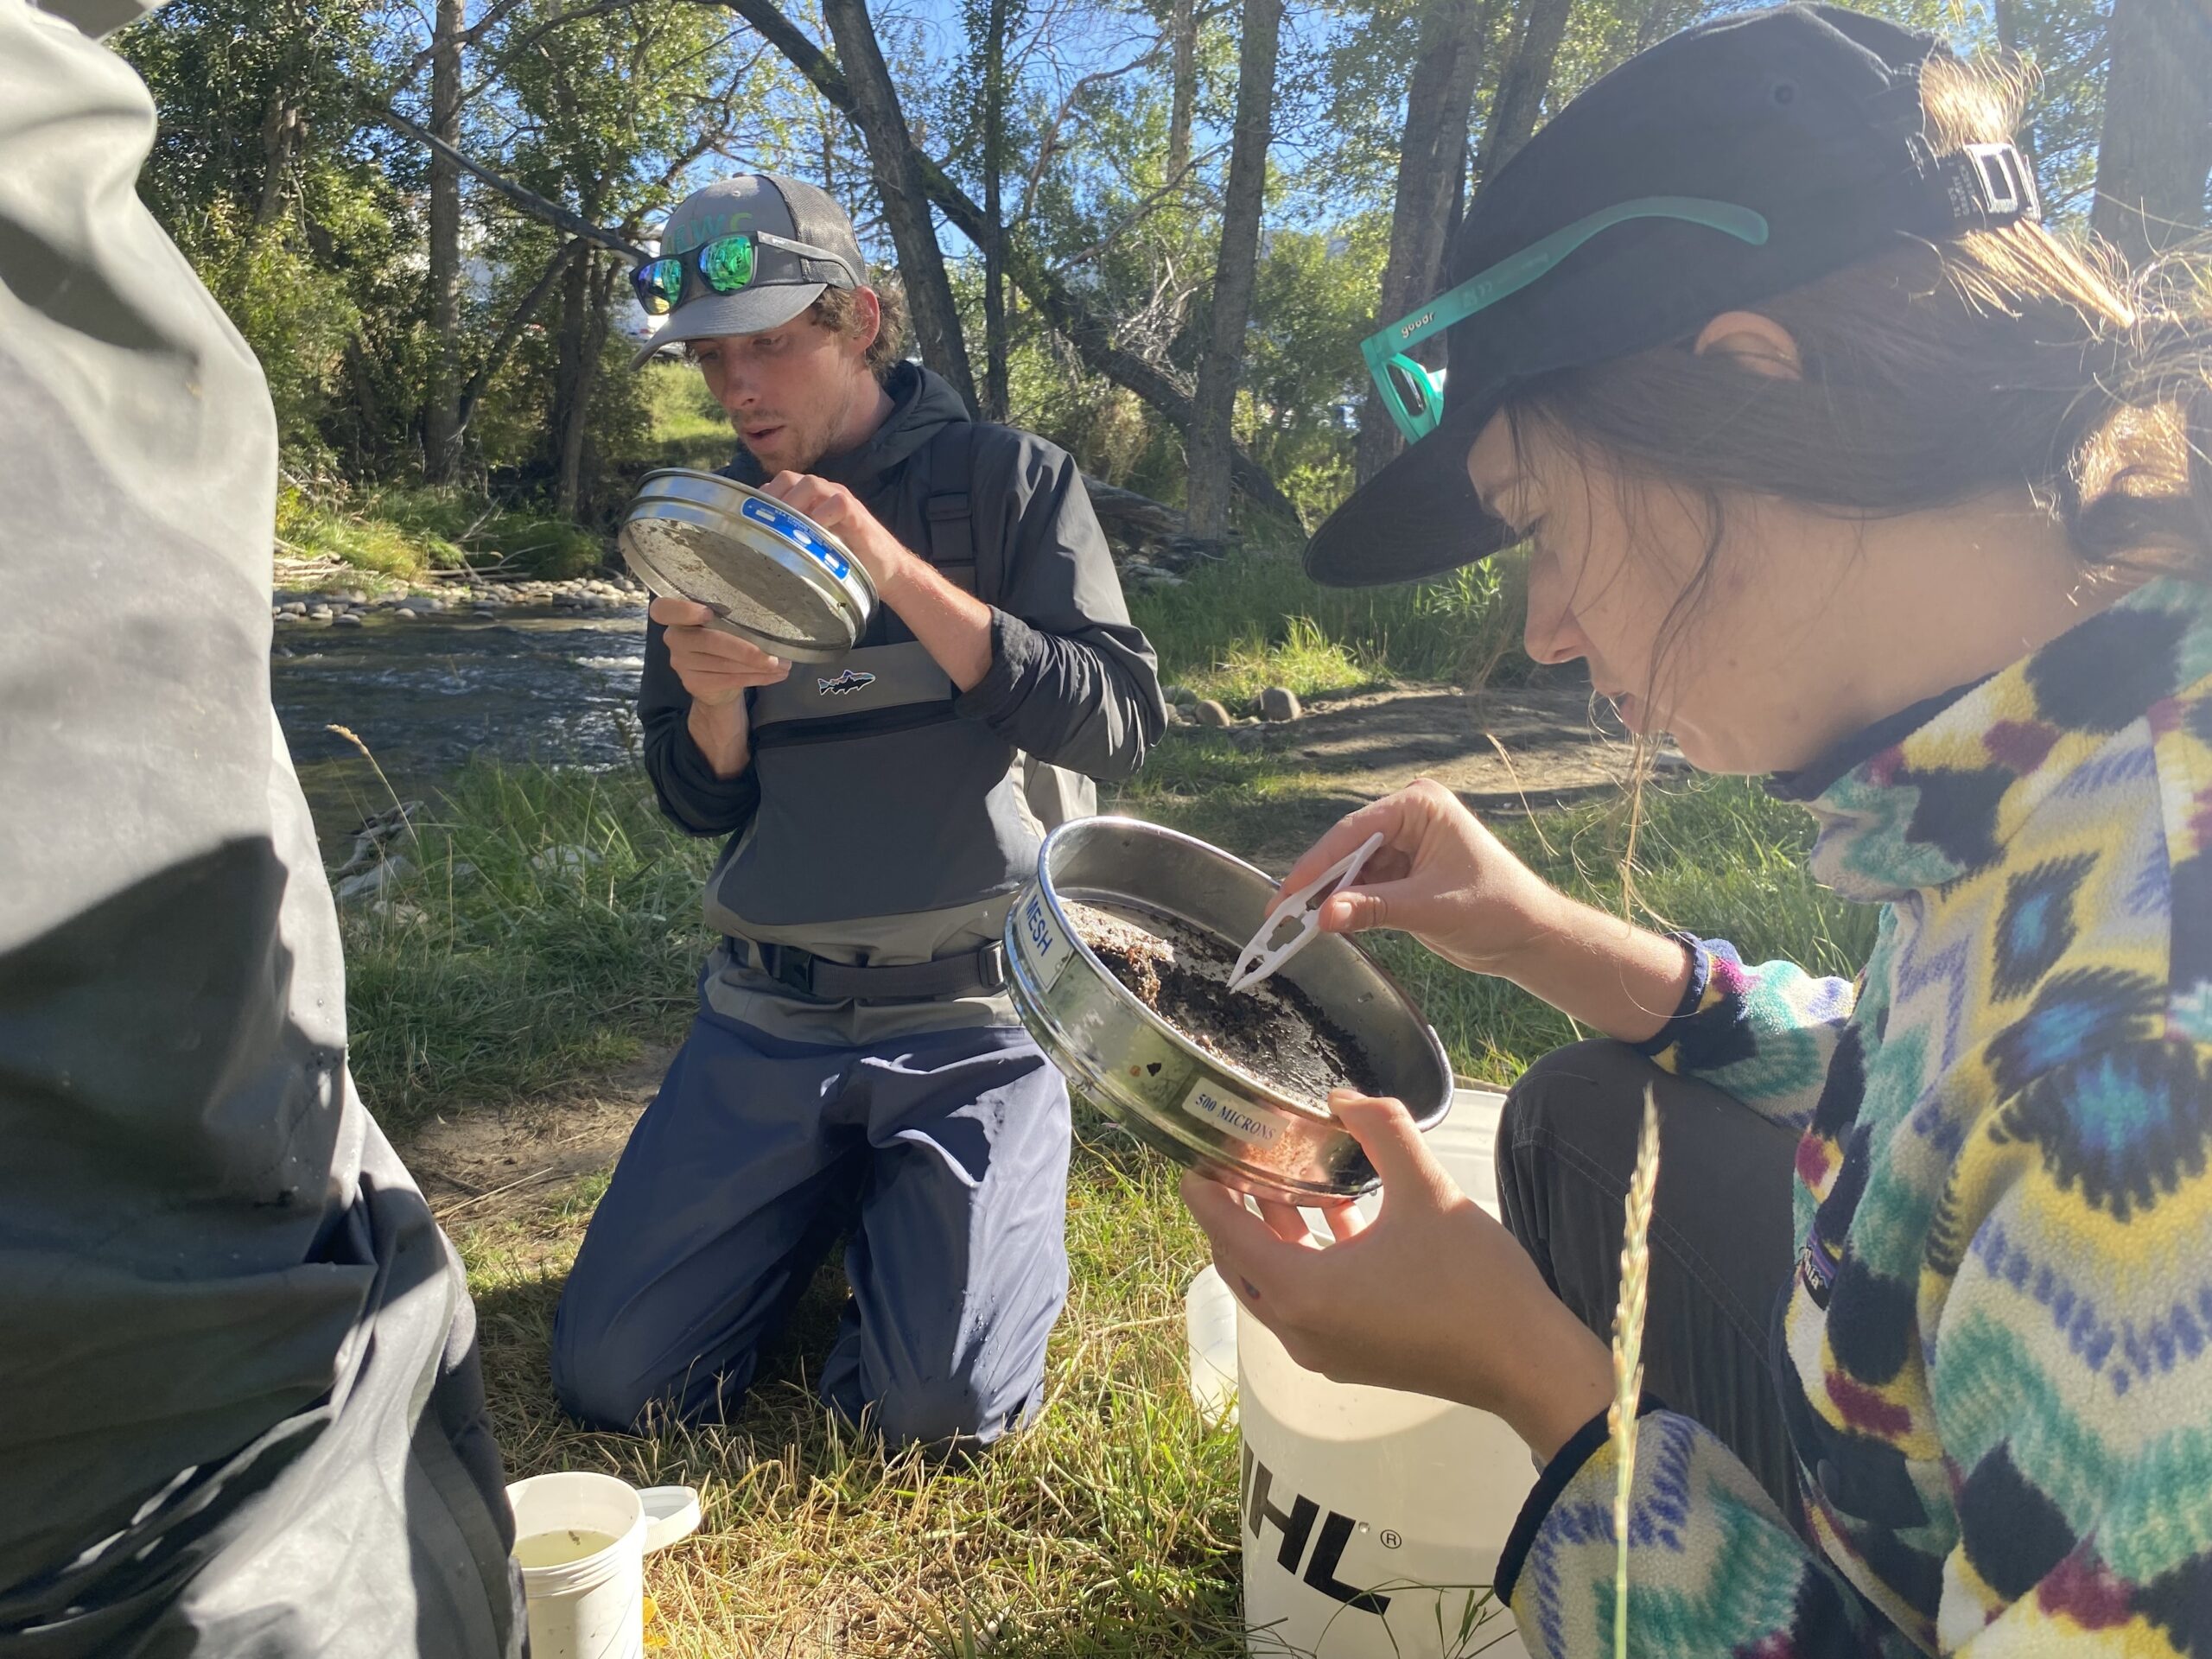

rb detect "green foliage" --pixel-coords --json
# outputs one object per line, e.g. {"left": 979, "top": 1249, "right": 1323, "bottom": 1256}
{"left": 186, "top": 211, "right": 362, "bottom": 465}
{"left": 1240, "top": 216, "right": 1391, "bottom": 524}
{"left": 342, "top": 762, "right": 718, "bottom": 1132}
{"left": 635, "top": 361, "right": 737, "bottom": 474}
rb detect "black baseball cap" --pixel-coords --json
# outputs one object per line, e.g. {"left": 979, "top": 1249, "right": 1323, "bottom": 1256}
{"left": 1305, "top": 3, "right": 2038, "bottom": 588}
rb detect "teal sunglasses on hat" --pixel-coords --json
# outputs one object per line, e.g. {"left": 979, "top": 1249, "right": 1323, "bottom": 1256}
{"left": 1360, "top": 197, "right": 1772, "bottom": 445}
{"left": 631, "top": 229, "right": 861, "bottom": 317}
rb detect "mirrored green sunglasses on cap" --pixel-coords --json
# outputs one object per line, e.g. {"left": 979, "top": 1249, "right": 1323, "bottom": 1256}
{"left": 1360, "top": 196, "right": 1771, "bottom": 445}
{"left": 630, "top": 229, "right": 861, "bottom": 316}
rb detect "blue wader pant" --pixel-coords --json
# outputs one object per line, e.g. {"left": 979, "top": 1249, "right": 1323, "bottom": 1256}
{"left": 550, "top": 1005, "right": 1071, "bottom": 1448}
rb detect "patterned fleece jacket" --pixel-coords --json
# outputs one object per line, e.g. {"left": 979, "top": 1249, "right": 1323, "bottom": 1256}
{"left": 1492, "top": 577, "right": 2212, "bottom": 1656}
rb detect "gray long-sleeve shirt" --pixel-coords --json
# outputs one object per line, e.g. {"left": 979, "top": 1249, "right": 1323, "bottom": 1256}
{"left": 639, "top": 363, "right": 1165, "bottom": 947}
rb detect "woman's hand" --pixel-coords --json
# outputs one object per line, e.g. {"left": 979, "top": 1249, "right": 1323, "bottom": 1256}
{"left": 1180, "top": 1090, "right": 1611, "bottom": 1460}
{"left": 1276, "top": 781, "right": 1695, "bottom": 1041}
{"left": 1275, "top": 779, "right": 1563, "bottom": 977}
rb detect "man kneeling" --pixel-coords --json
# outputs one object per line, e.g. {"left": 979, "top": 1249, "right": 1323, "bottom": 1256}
{"left": 550, "top": 174, "right": 1163, "bottom": 1448}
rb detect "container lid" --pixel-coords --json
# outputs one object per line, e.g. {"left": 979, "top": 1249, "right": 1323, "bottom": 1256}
{"left": 639, "top": 1484, "right": 702, "bottom": 1554}
{"left": 619, "top": 469, "right": 875, "bottom": 664}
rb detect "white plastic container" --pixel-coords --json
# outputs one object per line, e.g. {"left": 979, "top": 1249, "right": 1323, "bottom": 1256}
{"left": 1187, "top": 1262, "right": 1243, "bottom": 1428}
{"left": 1232, "top": 1089, "right": 1535, "bottom": 1659}
{"left": 506, "top": 1473, "right": 702, "bottom": 1659}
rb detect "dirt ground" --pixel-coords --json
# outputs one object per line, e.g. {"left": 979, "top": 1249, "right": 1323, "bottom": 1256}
{"left": 400, "top": 679, "right": 1646, "bottom": 1193}
{"left": 406, "top": 1045, "right": 671, "bottom": 1229}
{"left": 1141, "top": 678, "right": 1662, "bottom": 868}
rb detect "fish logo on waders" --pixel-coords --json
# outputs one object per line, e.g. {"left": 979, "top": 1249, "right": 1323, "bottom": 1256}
{"left": 817, "top": 669, "right": 876, "bottom": 696}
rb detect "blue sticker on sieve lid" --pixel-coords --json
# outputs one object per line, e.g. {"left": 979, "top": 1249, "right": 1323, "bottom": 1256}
{"left": 741, "top": 496, "right": 852, "bottom": 582}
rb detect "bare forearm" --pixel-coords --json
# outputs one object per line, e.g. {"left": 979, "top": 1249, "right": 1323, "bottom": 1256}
{"left": 687, "top": 696, "right": 753, "bottom": 779}
{"left": 879, "top": 557, "right": 994, "bottom": 691}
{"left": 1507, "top": 891, "right": 1693, "bottom": 1044}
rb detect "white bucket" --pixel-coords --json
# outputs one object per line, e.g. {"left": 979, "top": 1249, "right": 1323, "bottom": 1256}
{"left": 1230, "top": 1089, "right": 1534, "bottom": 1659}
{"left": 507, "top": 1473, "right": 702, "bottom": 1659}
{"left": 1187, "top": 1262, "right": 1242, "bottom": 1428}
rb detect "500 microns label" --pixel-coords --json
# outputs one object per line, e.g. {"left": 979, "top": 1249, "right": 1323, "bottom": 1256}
{"left": 1183, "top": 1083, "right": 1285, "bottom": 1146}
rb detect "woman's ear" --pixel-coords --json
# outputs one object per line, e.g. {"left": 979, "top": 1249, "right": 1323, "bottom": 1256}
{"left": 1692, "top": 310, "right": 1803, "bottom": 380}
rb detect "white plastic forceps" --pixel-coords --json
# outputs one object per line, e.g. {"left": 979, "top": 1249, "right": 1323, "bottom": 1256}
{"left": 1225, "top": 831, "right": 1386, "bottom": 996}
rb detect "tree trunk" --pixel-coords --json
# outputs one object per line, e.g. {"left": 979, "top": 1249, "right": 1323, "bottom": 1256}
{"left": 423, "top": 0, "right": 467, "bottom": 481}
{"left": 254, "top": 83, "right": 302, "bottom": 228}
{"left": 455, "top": 238, "right": 578, "bottom": 448}
{"left": 982, "top": 0, "right": 1013, "bottom": 421}
{"left": 1355, "top": 0, "right": 1491, "bottom": 483}
{"left": 821, "top": 0, "right": 981, "bottom": 411}
{"left": 2091, "top": 0, "right": 2212, "bottom": 264}
{"left": 1167, "top": 0, "right": 1196, "bottom": 186}
{"left": 1477, "top": 0, "right": 1572, "bottom": 181}
{"left": 552, "top": 249, "right": 596, "bottom": 517}
{"left": 724, "top": 0, "right": 1299, "bottom": 523}
{"left": 1185, "top": 0, "right": 1281, "bottom": 543}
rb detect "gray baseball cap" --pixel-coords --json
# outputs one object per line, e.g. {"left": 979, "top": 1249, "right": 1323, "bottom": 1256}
{"left": 632, "top": 173, "right": 867, "bottom": 367}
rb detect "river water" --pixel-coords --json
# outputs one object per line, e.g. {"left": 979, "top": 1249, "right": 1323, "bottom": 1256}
{"left": 271, "top": 603, "right": 648, "bottom": 845}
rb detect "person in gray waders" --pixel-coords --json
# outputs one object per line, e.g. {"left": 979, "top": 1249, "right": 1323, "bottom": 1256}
{"left": 550, "top": 175, "right": 1166, "bottom": 1446}
{"left": 0, "top": 2, "right": 524, "bottom": 1654}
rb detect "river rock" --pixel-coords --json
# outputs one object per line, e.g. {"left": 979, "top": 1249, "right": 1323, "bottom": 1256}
{"left": 334, "top": 612, "right": 365, "bottom": 628}
{"left": 335, "top": 855, "right": 413, "bottom": 903}
{"left": 1192, "top": 699, "right": 1233, "bottom": 728}
{"left": 531, "top": 843, "right": 605, "bottom": 876}
{"left": 1259, "top": 686, "right": 1302, "bottom": 721}
{"left": 1162, "top": 684, "right": 1199, "bottom": 708}
{"left": 472, "top": 607, "right": 498, "bottom": 620}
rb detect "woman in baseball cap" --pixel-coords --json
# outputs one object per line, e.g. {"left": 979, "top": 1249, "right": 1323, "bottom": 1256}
{"left": 1185, "top": 5, "right": 2212, "bottom": 1653}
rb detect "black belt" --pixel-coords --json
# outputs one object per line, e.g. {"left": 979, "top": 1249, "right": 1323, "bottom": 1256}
{"left": 734, "top": 938, "right": 1009, "bottom": 1003}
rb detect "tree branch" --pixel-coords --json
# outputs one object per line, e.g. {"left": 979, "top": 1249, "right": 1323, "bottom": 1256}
{"left": 454, "top": 238, "right": 584, "bottom": 441}
{"left": 374, "top": 106, "right": 648, "bottom": 258}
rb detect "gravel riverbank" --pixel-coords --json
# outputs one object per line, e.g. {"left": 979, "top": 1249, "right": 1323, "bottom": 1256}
{"left": 273, "top": 572, "right": 645, "bottom": 627}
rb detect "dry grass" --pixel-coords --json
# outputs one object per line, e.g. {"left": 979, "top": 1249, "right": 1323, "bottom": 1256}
{"left": 1605, "top": 1092, "right": 1662, "bottom": 1659}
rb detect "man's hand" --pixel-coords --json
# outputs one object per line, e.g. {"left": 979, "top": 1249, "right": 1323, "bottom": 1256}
{"left": 652, "top": 595, "right": 791, "bottom": 707}
{"left": 759, "top": 472, "right": 995, "bottom": 692}
{"left": 652, "top": 595, "right": 789, "bottom": 779}
{"left": 758, "top": 472, "right": 914, "bottom": 594}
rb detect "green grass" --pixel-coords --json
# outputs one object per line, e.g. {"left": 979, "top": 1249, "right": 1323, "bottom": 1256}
{"left": 340, "top": 761, "right": 719, "bottom": 1135}
{"left": 278, "top": 481, "right": 607, "bottom": 582}
{"left": 1128, "top": 552, "right": 1530, "bottom": 711}
{"left": 278, "top": 365, "right": 725, "bottom": 584}
{"left": 635, "top": 359, "right": 740, "bottom": 474}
